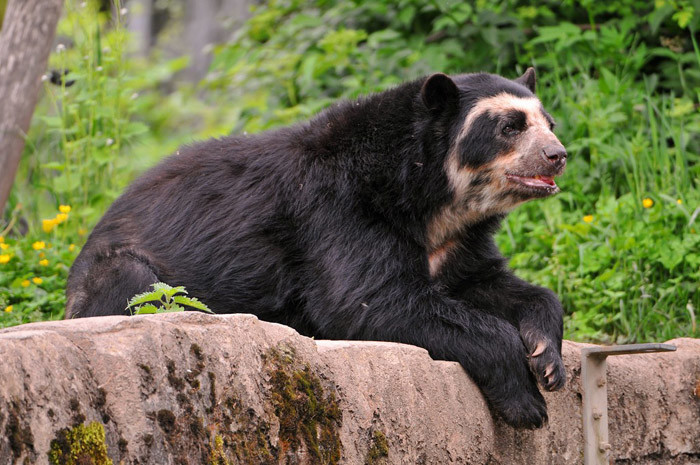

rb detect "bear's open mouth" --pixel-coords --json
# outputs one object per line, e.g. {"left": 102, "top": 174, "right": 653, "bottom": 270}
{"left": 505, "top": 174, "right": 559, "bottom": 193}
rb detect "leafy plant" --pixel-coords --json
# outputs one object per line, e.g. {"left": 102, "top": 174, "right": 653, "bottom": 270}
{"left": 0, "top": 204, "right": 80, "bottom": 328}
{"left": 125, "top": 282, "right": 213, "bottom": 315}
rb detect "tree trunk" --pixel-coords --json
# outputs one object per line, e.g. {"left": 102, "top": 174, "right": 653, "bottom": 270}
{"left": 183, "top": 0, "right": 253, "bottom": 82}
{"left": 127, "top": 0, "right": 153, "bottom": 58}
{"left": 184, "top": 0, "right": 217, "bottom": 82}
{"left": 0, "top": 0, "right": 63, "bottom": 218}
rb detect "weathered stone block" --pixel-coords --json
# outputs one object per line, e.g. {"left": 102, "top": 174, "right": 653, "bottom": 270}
{"left": 0, "top": 313, "right": 698, "bottom": 464}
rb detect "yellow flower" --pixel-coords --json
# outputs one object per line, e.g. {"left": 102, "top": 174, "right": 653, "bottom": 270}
{"left": 642, "top": 198, "right": 654, "bottom": 208}
{"left": 39, "top": 252, "right": 46, "bottom": 258}
{"left": 55, "top": 213, "right": 68, "bottom": 224}
{"left": 0, "top": 236, "right": 4, "bottom": 243}
{"left": 4, "top": 305, "right": 12, "bottom": 313}
{"left": 0, "top": 243, "right": 8, "bottom": 250}
{"left": 21, "top": 280, "right": 30, "bottom": 287}
{"left": 677, "top": 199, "right": 682, "bottom": 205}
{"left": 32, "top": 277, "right": 43, "bottom": 285}
{"left": 59, "top": 205, "right": 71, "bottom": 213}
{"left": 39, "top": 259, "right": 49, "bottom": 266}
{"left": 42, "top": 218, "right": 57, "bottom": 233}
{"left": 78, "top": 228, "right": 87, "bottom": 236}
{"left": 0, "top": 254, "right": 10, "bottom": 264}
{"left": 69, "top": 244, "right": 76, "bottom": 252}
{"left": 32, "top": 241, "right": 46, "bottom": 250}
{"left": 583, "top": 215, "right": 594, "bottom": 223}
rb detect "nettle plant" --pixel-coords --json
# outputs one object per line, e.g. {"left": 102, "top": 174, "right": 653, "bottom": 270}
{"left": 125, "top": 282, "right": 213, "bottom": 315}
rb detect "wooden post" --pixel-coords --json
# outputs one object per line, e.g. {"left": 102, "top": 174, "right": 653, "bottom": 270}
{"left": 0, "top": 0, "right": 63, "bottom": 218}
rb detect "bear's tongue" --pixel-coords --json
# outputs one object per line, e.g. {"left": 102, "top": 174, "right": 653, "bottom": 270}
{"left": 509, "top": 174, "right": 557, "bottom": 188}
{"left": 533, "top": 175, "right": 556, "bottom": 186}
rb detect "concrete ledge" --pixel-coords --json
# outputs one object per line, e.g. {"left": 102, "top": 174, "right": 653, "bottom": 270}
{"left": 0, "top": 313, "right": 698, "bottom": 464}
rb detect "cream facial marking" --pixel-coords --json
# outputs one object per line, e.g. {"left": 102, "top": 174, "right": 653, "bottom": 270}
{"left": 457, "top": 93, "right": 550, "bottom": 143}
{"left": 447, "top": 94, "right": 556, "bottom": 203}
{"left": 428, "top": 149, "right": 521, "bottom": 260}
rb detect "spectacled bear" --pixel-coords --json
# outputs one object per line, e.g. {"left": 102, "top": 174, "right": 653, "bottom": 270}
{"left": 66, "top": 68, "right": 567, "bottom": 429}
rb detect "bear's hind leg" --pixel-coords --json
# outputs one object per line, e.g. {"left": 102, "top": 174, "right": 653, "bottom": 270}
{"left": 66, "top": 251, "right": 160, "bottom": 318}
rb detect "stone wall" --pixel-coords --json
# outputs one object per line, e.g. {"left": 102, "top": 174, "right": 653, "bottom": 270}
{"left": 0, "top": 313, "right": 698, "bottom": 464}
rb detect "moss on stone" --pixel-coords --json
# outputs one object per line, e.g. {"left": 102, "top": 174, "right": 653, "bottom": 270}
{"left": 166, "top": 360, "right": 185, "bottom": 391}
{"left": 6, "top": 400, "right": 34, "bottom": 459}
{"left": 267, "top": 348, "right": 342, "bottom": 464}
{"left": 186, "top": 343, "right": 206, "bottom": 388}
{"left": 210, "top": 435, "right": 231, "bottom": 465}
{"left": 156, "top": 409, "right": 177, "bottom": 434}
{"left": 48, "top": 421, "right": 112, "bottom": 465}
{"left": 365, "top": 430, "right": 389, "bottom": 465}
{"left": 203, "top": 346, "right": 342, "bottom": 464}
{"left": 189, "top": 416, "right": 205, "bottom": 439}
{"left": 117, "top": 436, "right": 128, "bottom": 455}
{"left": 94, "top": 387, "right": 110, "bottom": 423}
{"left": 207, "top": 371, "right": 217, "bottom": 414}
{"left": 137, "top": 363, "right": 152, "bottom": 375}
{"left": 142, "top": 433, "right": 154, "bottom": 447}
{"left": 217, "top": 396, "right": 276, "bottom": 465}
{"left": 68, "top": 398, "right": 86, "bottom": 426}
{"left": 138, "top": 345, "right": 341, "bottom": 464}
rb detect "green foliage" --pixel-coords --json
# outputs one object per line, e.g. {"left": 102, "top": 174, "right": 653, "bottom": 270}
{"left": 27, "top": 0, "right": 144, "bottom": 228}
{"left": 0, "top": 205, "right": 79, "bottom": 328}
{"left": 206, "top": 0, "right": 700, "bottom": 130}
{"left": 126, "top": 282, "right": 213, "bottom": 315}
{"left": 2, "top": 0, "right": 699, "bottom": 342}
{"left": 499, "top": 192, "right": 699, "bottom": 343}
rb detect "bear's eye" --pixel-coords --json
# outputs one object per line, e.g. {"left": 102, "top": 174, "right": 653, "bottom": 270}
{"left": 502, "top": 124, "right": 520, "bottom": 136}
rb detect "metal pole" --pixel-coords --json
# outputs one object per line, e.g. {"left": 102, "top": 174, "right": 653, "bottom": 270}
{"left": 581, "top": 343, "right": 676, "bottom": 465}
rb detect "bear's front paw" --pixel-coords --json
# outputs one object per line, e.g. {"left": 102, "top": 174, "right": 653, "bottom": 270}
{"left": 495, "top": 384, "right": 548, "bottom": 429}
{"left": 525, "top": 337, "right": 566, "bottom": 391}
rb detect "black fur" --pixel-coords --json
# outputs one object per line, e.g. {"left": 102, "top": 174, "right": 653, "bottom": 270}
{"left": 459, "top": 112, "right": 510, "bottom": 168}
{"left": 503, "top": 109, "right": 528, "bottom": 133}
{"left": 514, "top": 67, "right": 537, "bottom": 93}
{"left": 66, "top": 70, "right": 565, "bottom": 429}
{"left": 421, "top": 73, "right": 459, "bottom": 111}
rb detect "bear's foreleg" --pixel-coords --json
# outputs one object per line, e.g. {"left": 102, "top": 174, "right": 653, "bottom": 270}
{"left": 453, "top": 272, "right": 565, "bottom": 392}
{"left": 353, "top": 288, "right": 550, "bottom": 428}
{"left": 302, "top": 226, "right": 550, "bottom": 428}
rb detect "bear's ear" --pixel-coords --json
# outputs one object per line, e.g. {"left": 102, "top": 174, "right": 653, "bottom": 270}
{"left": 421, "top": 73, "right": 458, "bottom": 111}
{"left": 514, "top": 67, "right": 536, "bottom": 94}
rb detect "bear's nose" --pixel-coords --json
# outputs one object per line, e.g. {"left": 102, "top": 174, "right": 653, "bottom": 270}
{"left": 542, "top": 145, "right": 567, "bottom": 164}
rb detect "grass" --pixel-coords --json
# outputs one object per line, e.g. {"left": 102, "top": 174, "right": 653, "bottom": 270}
{"left": 493, "top": 39, "right": 700, "bottom": 342}
{"left": 1, "top": 0, "right": 698, "bottom": 342}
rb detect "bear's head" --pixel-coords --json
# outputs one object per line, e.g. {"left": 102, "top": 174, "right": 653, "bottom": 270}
{"left": 422, "top": 68, "right": 566, "bottom": 209}
{"left": 422, "top": 69, "right": 567, "bottom": 273}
